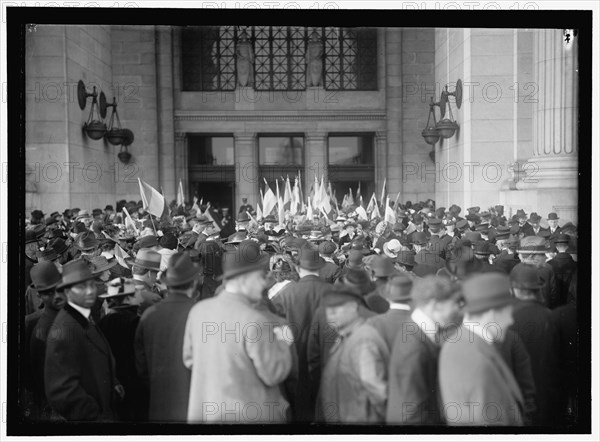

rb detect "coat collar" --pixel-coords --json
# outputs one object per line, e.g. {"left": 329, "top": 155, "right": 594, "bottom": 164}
{"left": 63, "top": 303, "right": 110, "bottom": 355}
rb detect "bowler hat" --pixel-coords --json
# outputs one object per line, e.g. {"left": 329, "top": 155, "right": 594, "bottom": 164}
{"left": 462, "top": 273, "right": 514, "bottom": 314}
{"left": 31, "top": 210, "right": 45, "bottom": 219}
{"left": 510, "top": 263, "right": 545, "bottom": 290}
{"left": 30, "top": 261, "right": 61, "bottom": 291}
{"left": 57, "top": 259, "right": 96, "bottom": 290}
{"left": 547, "top": 212, "right": 560, "bottom": 220}
{"left": 383, "top": 274, "right": 413, "bottom": 303}
{"left": 466, "top": 214, "right": 480, "bottom": 222}
{"left": 99, "top": 277, "right": 137, "bottom": 298}
{"left": 474, "top": 223, "right": 489, "bottom": 233}
{"left": 221, "top": 240, "right": 269, "bottom": 280}
{"left": 479, "top": 211, "right": 491, "bottom": 219}
{"left": 298, "top": 247, "right": 326, "bottom": 271}
{"left": 346, "top": 250, "right": 365, "bottom": 270}
{"left": 412, "top": 232, "right": 429, "bottom": 246}
{"left": 323, "top": 284, "right": 365, "bottom": 307}
{"left": 517, "top": 236, "right": 548, "bottom": 254}
{"left": 134, "top": 248, "right": 162, "bottom": 271}
{"left": 36, "top": 247, "right": 58, "bottom": 262}
{"left": 88, "top": 256, "right": 117, "bottom": 275}
{"left": 383, "top": 239, "right": 402, "bottom": 259}
{"left": 47, "top": 228, "right": 67, "bottom": 240}
{"left": 161, "top": 252, "right": 200, "bottom": 286}
{"left": 370, "top": 255, "right": 398, "bottom": 278}
{"left": 31, "top": 224, "right": 47, "bottom": 239}
{"left": 74, "top": 231, "right": 99, "bottom": 250}
{"left": 104, "top": 205, "right": 114, "bottom": 211}
{"left": 92, "top": 208, "right": 103, "bottom": 217}
{"left": 340, "top": 268, "right": 376, "bottom": 295}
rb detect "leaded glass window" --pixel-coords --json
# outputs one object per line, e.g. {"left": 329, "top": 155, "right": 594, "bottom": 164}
{"left": 182, "top": 26, "right": 377, "bottom": 92}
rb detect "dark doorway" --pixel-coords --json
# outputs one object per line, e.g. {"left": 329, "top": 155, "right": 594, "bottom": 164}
{"left": 191, "top": 182, "right": 234, "bottom": 213}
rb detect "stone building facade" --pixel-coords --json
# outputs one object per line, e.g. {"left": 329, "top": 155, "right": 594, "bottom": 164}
{"left": 25, "top": 25, "right": 578, "bottom": 223}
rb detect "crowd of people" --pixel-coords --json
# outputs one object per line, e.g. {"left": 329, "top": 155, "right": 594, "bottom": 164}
{"left": 20, "top": 197, "right": 579, "bottom": 426}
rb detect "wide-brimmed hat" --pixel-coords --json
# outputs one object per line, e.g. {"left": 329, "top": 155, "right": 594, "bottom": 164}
{"left": 221, "top": 240, "right": 270, "bottom": 280}
{"left": 340, "top": 268, "right": 376, "bottom": 295}
{"left": 298, "top": 247, "right": 326, "bottom": 271}
{"left": 494, "top": 226, "right": 511, "bottom": 240}
{"left": 31, "top": 224, "right": 46, "bottom": 239}
{"left": 517, "top": 236, "right": 548, "bottom": 254}
{"left": 383, "top": 239, "right": 402, "bottom": 259}
{"left": 99, "top": 277, "right": 137, "bottom": 298}
{"left": 225, "top": 231, "right": 248, "bottom": 245}
{"left": 30, "top": 261, "right": 61, "bottom": 291}
{"left": 57, "top": 259, "right": 96, "bottom": 290}
{"left": 510, "top": 263, "right": 545, "bottom": 290}
{"left": 161, "top": 252, "right": 200, "bottom": 286}
{"left": 73, "top": 231, "right": 100, "bottom": 251}
{"left": 462, "top": 273, "right": 514, "bottom": 314}
{"left": 133, "top": 248, "right": 162, "bottom": 271}
{"left": 88, "top": 255, "right": 117, "bottom": 275}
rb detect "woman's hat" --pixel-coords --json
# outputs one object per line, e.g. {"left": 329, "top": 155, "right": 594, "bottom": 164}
{"left": 383, "top": 239, "right": 401, "bottom": 259}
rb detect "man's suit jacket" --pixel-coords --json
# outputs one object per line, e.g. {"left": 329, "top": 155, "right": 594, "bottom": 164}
{"left": 439, "top": 326, "right": 524, "bottom": 426}
{"left": 44, "top": 303, "right": 118, "bottom": 421}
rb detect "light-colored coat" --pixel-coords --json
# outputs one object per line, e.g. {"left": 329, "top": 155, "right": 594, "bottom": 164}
{"left": 183, "top": 290, "right": 293, "bottom": 423}
{"left": 439, "top": 326, "right": 524, "bottom": 426}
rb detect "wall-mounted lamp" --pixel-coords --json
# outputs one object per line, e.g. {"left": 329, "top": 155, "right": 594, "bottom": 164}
{"left": 117, "top": 129, "right": 135, "bottom": 164}
{"left": 436, "top": 79, "right": 462, "bottom": 139}
{"left": 103, "top": 97, "right": 127, "bottom": 145}
{"left": 78, "top": 80, "right": 107, "bottom": 140}
{"left": 422, "top": 96, "right": 441, "bottom": 145}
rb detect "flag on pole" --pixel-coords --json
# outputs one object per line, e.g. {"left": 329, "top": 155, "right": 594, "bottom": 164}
{"left": 291, "top": 176, "right": 300, "bottom": 216}
{"left": 262, "top": 179, "right": 277, "bottom": 216}
{"left": 256, "top": 203, "right": 263, "bottom": 221}
{"left": 191, "top": 196, "right": 200, "bottom": 214}
{"left": 276, "top": 179, "right": 285, "bottom": 226}
{"left": 122, "top": 207, "right": 139, "bottom": 235}
{"left": 380, "top": 178, "right": 387, "bottom": 206}
{"left": 393, "top": 191, "right": 402, "bottom": 212}
{"left": 355, "top": 206, "right": 368, "bottom": 221}
{"left": 312, "top": 174, "right": 321, "bottom": 209}
{"left": 177, "top": 179, "right": 185, "bottom": 207}
{"left": 384, "top": 197, "right": 396, "bottom": 225}
{"left": 366, "top": 192, "right": 377, "bottom": 213}
{"left": 356, "top": 182, "right": 364, "bottom": 208}
{"left": 284, "top": 176, "right": 292, "bottom": 210}
{"left": 114, "top": 244, "right": 131, "bottom": 269}
{"left": 306, "top": 199, "right": 313, "bottom": 220}
{"left": 138, "top": 178, "right": 170, "bottom": 220}
{"left": 319, "top": 175, "right": 331, "bottom": 214}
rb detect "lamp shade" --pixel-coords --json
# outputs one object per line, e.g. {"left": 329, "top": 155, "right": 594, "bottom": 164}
{"left": 83, "top": 121, "right": 107, "bottom": 140}
{"left": 105, "top": 128, "right": 127, "bottom": 146}
{"left": 422, "top": 126, "right": 440, "bottom": 145}
{"left": 436, "top": 119, "right": 458, "bottom": 139}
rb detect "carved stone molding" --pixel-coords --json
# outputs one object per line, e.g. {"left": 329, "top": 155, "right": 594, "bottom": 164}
{"left": 174, "top": 110, "right": 386, "bottom": 122}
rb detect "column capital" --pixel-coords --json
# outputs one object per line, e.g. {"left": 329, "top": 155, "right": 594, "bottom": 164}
{"left": 234, "top": 133, "right": 256, "bottom": 143}
{"left": 305, "top": 132, "right": 328, "bottom": 142}
{"left": 375, "top": 131, "right": 388, "bottom": 142}
{"left": 174, "top": 132, "right": 187, "bottom": 141}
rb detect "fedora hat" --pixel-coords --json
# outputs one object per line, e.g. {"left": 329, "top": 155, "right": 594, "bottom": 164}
{"left": 88, "top": 255, "right": 117, "bottom": 275}
{"left": 36, "top": 247, "right": 59, "bottom": 262}
{"left": 225, "top": 231, "right": 248, "bottom": 245}
{"left": 134, "top": 248, "right": 162, "bottom": 271}
{"left": 383, "top": 239, "right": 402, "bottom": 259}
{"left": 221, "top": 240, "right": 269, "bottom": 280}
{"left": 57, "top": 259, "right": 96, "bottom": 290}
{"left": 26, "top": 229, "right": 40, "bottom": 244}
{"left": 74, "top": 231, "right": 99, "bottom": 251}
{"left": 323, "top": 284, "right": 365, "bottom": 307}
{"left": 554, "top": 233, "right": 570, "bottom": 244}
{"left": 30, "top": 261, "right": 61, "bottom": 291}
{"left": 383, "top": 274, "right": 413, "bottom": 303}
{"left": 528, "top": 212, "right": 542, "bottom": 223}
{"left": 340, "top": 268, "right": 376, "bottom": 295}
{"left": 474, "top": 241, "right": 493, "bottom": 256}
{"left": 75, "top": 210, "right": 92, "bottom": 220}
{"left": 298, "top": 247, "right": 326, "bottom": 271}
{"left": 462, "top": 273, "right": 514, "bottom": 314}
{"left": 161, "top": 252, "right": 200, "bottom": 286}
{"left": 510, "top": 263, "right": 545, "bottom": 290}
{"left": 515, "top": 209, "right": 527, "bottom": 219}
{"left": 31, "top": 209, "right": 45, "bottom": 219}
{"left": 31, "top": 224, "right": 46, "bottom": 239}
{"left": 99, "top": 277, "right": 137, "bottom": 298}
{"left": 517, "top": 236, "right": 548, "bottom": 254}
{"left": 346, "top": 250, "right": 365, "bottom": 270}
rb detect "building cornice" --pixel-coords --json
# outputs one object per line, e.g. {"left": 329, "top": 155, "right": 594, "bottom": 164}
{"left": 174, "top": 110, "right": 386, "bottom": 122}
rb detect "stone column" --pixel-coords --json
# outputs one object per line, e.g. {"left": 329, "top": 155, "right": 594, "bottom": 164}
{"left": 375, "top": 131, "right": 388, "bottom": 197}
{"left": 304, "top": 132, "right": 328, "bottom": 197}
{"left": 385, "top": 27, "right": 403, "bottom": 201}
{"left": 174, "top": 132, "right": 188, "bottom": 199}
{"left": 516, "top": 29, "right": 578, "bottom": 220}
{"left": 234, "top": 133, "right": 258, "bottom": 213}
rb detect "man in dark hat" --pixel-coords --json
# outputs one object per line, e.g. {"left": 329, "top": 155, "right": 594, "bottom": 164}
{"left": 317, "top": 285, "right": 378, "bottom": 422}
{"left": 547, "top": 234, "right": 577, "bottom": 308}
{"left": 238, "top": 197, "right": 254, "bottom": 215}
{"left": 546, "top": 212, "right": 562, "bottom": 238}
{"left": 428, "top": 218, "right": 453, "bottom": 260}
{"left": 271, "top": 246, "right": 332, "bottom": 422}
{"left": 493, "top": 231, "right": 521, "bottom": 274}
{"left": 528, "top": 212, "right": 547, "bottom": 237}
{"left": 44, "top": 260, "right": 123, "bottom": 421}
{"left": 509, "top": 263, "right": 561, "bottom": 426}
{"left": 518, "top": 236, "right": 559, "bottom": 308}
{"left": 183, "top": 242, "right": 292, "bottom": 423}
{"left": 387, "top": 276, "right": 462, "bottom": 424}
{"left": 135, "top": 253, "right": 199, "bottom": 422}
{"left": 473, "top": 241, "right": 503, "bottom": 273}
{"left": 235, "top": 211, "right": 251, "bottom": 232}
{"left": 27, "top": 262, "right": 66, "bottom": 421}
{"left": 439, "top": 273, "right": 524, "bottom": 426}
{"left": 318, "top": 240, "right": 342, "bottom": 284}
{"left": 516, "top": 209, "right": 534, "bottom": 237}
{"left": 131, "top": 248, "right": 163, "bottom": 314}
{"left": 412, "top": 232, "right": 446, "bottom": 277}
{"left": 30, "top": 209, "right": 45, "bottom": 226}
